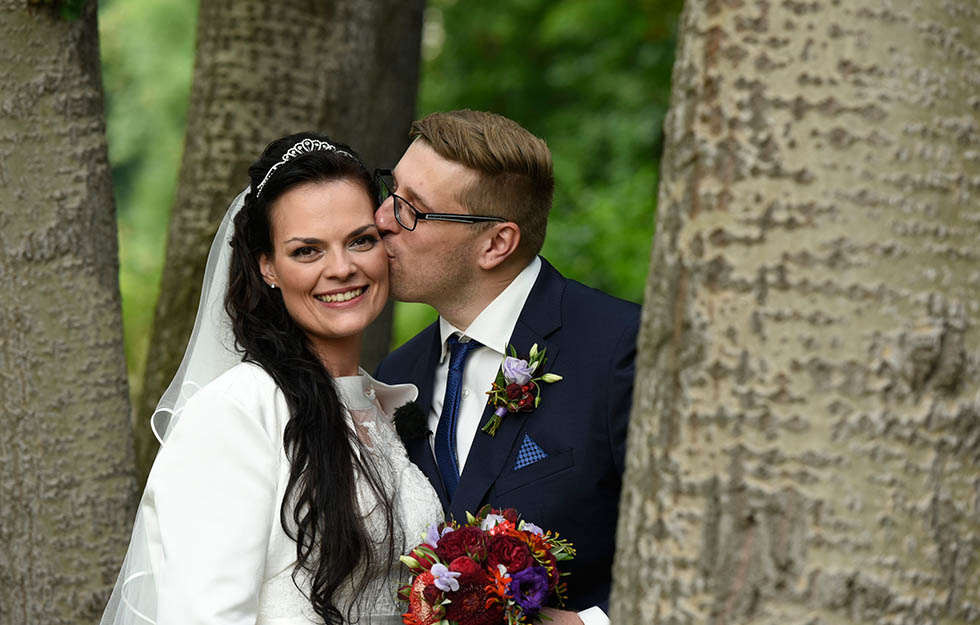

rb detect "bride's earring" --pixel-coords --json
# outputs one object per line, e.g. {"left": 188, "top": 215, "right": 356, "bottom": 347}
{"left": 269, "top": 283, "right": 277, "bottom": 289}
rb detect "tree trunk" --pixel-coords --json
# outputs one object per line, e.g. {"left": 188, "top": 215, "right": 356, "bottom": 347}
{"left": 0, "top": 2, "right": 137, "bottom": 623}
{"left": 612, "top": 1, "right": 980, "bottom": 623}
{"left": 135, "top": 0, "right": 426, "bottom": 482}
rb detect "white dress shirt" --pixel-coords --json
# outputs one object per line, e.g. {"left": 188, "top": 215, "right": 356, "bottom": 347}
{"left": 428, "top": 256, "right": 541, "bottom": 468}
{"left": 426, "top": 256, "right": 609, "bottom": 625}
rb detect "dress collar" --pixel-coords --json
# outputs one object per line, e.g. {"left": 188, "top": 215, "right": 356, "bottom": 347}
{"left": 438, "top": 256, "right": 542, "bottom": 361}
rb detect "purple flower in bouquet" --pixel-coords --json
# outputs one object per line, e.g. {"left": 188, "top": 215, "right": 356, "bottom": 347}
{"left": 508, "top": 566, "right": 550, "bottom": 616}
{"left": 425, "top": 525, "right": 440, "bottom": 547}
{"left": 481, "top": 513, "right": 506, "bottom": 531}
{"left": 501, "top": 356, "right": 535, "bottom": 385}
{"left": 430, "top": 563, "right": 461, "bottom": 592}
{"left": 520, "top": 521, "right": 544, "bottom": 536}
{"left": 425, "top": 524, "right": 453, "bottom": 548}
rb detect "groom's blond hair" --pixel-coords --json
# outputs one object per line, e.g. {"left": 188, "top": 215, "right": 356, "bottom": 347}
{"left": 409, "top": 110, "right": 553, "bottom": 259}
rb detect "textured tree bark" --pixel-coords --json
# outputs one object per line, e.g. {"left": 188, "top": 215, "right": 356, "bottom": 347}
{"left": 0, "top": 2, "right": 137, "bottom": 623}
{"left": 612, "top": 1, "right": 980, "bottom": 624}
{"left": 135, "top": 0, "right": 426, "bottom": 482}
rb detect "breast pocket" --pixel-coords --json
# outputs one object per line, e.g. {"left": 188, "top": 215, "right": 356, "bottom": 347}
{"left": 493, "top": 448, "right": 575, "bottom": 496}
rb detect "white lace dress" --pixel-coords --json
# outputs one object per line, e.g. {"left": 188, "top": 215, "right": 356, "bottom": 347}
{"left": 101, "top": 362, "right": 443, "bottom": 625}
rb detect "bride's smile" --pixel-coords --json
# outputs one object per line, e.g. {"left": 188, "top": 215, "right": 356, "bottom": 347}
{"left": 314, "top": 285, "right": 368, "bottom": 304}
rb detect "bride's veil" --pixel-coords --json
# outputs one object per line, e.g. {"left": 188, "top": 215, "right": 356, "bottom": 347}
{"left": 152, "top": 188, "right": 249, "bottom": 442}
{"left": 99, "top": 188, "right": 249, "bottom": 625}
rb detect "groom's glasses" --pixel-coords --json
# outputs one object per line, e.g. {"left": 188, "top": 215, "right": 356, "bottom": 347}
{"left": 375, "top": 169, "right": 506, "bottom": 232}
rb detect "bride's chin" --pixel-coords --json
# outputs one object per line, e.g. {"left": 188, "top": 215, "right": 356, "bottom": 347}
{"left": 315, "top": 304, "right": 385, "bottom": 336}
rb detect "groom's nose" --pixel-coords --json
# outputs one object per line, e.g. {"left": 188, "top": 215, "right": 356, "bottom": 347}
{"left": 374, "top": 196, "right": 401, "bottom": 236}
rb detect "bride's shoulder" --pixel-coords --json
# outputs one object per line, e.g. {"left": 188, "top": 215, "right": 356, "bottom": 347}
{"left": 206, "top": 361, "right": 277, "bottom": 393}
{"left": 174, "top": 362, "right": 285, "bottom": 433}
{"left": 192, "top": 359, "right": 270, "bottom": 389}
{"left": 149, "top": 362, "right": 283, "bottom": 481}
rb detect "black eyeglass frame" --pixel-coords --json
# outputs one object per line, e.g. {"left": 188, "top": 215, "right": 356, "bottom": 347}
{"left": 375, "top": 168, "right": 506, "bottom": 232}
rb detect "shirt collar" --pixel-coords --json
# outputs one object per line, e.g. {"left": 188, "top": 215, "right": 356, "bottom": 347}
{"left": 438, "top": 256, "right": 542, "bottom": 361}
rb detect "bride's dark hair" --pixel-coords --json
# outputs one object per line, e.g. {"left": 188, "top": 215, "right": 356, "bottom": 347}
{"left": 225, "top": 131, "right": 394, "bottom": 624}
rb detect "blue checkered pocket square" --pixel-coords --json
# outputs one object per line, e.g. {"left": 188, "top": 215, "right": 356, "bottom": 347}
{"left": 514, "top": 434, "right": 549, "bottom": 470}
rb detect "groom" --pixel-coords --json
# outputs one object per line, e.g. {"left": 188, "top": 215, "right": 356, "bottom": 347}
{"left": 374, "top": 110, "right": 639, "bottom": 625}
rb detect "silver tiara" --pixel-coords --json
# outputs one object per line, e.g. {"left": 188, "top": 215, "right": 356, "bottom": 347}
{"left": 255, "top": 138, "right": 354, "bottom": 196}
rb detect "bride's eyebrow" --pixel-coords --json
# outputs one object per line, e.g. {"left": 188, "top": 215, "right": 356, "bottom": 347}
{"left": 283, "top": 237, "right": 323, "bottom": 245}
{"left": 348, "top": 224, "right": 378, "bottom": 238}
{"left": 282, "top": 225, "right": 377, "bottom": 245}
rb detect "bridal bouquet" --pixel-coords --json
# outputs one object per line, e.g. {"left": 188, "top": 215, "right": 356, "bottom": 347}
{"left": 399, "top": 507, "right": 575, "bottom": 625}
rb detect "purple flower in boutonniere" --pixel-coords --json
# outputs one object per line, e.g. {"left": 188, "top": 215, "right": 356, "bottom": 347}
{"left": 501, "top": 357, "right": 535, "bottom": 385}
{"left": 483, "top": 344, "right": 562, "bottom": 436}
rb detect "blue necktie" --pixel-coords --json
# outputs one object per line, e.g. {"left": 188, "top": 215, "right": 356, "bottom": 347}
{"left": 435, "top": 334, "right": 480, "bottom": 500}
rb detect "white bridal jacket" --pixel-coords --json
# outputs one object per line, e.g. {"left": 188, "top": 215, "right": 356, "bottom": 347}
{"left": 100, "top": 362, "right": 443, "bottom": 625}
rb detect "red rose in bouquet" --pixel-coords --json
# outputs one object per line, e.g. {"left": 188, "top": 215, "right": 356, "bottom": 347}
{"left": 445, "top": 582, "right": 504, "bottom": 625}
{"left": 399, "top": 507, "right": 575, "bottom": 625}
{"left": 449, "top": 556, "right": 485, "bottom": 584}
{"left": 422, "top": 584, "right": 441, "bottom": 604}
{"left": 435, "top": 525, "right": 486, "bottom": 562}
{"left": 486, "top": 535, "right": 531, "bottom": 572}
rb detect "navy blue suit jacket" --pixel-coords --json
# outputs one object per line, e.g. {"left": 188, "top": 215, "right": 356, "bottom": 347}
{"left": 375, "top": 258, "right": 639, "bottom": 612}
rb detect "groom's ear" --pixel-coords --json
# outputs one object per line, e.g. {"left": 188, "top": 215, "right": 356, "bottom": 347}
{"left": 477, "top": 222, "right": 521, "bottom": 271}
{"left": 258, "top": 254, "right": 278, "bottom": 287}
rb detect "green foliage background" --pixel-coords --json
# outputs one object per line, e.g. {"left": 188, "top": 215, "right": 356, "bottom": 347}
{"left": 100, "top": 0, "right": 197, "bottom": 399}
{"left": 99, "top": 0, "right": 682, "bottom": 397}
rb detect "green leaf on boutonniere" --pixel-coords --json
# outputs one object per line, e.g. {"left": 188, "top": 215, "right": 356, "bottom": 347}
{"left": 392, "top": 401, "right": 429, "bottom": 443}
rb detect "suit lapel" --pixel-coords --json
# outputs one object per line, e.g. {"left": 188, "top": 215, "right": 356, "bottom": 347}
{"left": 403, "top": 324, "right": 451, "bottom": 510}
{"left": 450, "top": 259, "right": 566, "bottom": 521}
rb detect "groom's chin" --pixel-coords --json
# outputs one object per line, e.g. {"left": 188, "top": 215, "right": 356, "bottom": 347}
{"left": 388, "top": 275, "right": 432, "bottom": 305}
{"left": 388, "top": 281, "right": 418, "bottom": 303}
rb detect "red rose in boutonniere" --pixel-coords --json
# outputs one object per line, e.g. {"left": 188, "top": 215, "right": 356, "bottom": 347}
{"left": 483, "top": 344, "right": 561, "bottom": 436}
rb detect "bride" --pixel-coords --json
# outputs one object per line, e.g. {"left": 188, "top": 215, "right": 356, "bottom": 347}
{"left": 100, "top": 133, "right": 443, "bottom": 625}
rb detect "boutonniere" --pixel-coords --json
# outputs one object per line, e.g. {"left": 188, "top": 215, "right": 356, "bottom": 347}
{"left": 393, "top": 401, "right": 429, "bottom": 443}
{"left": 483, "top": 343, "right": 562, "bottom": 436}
